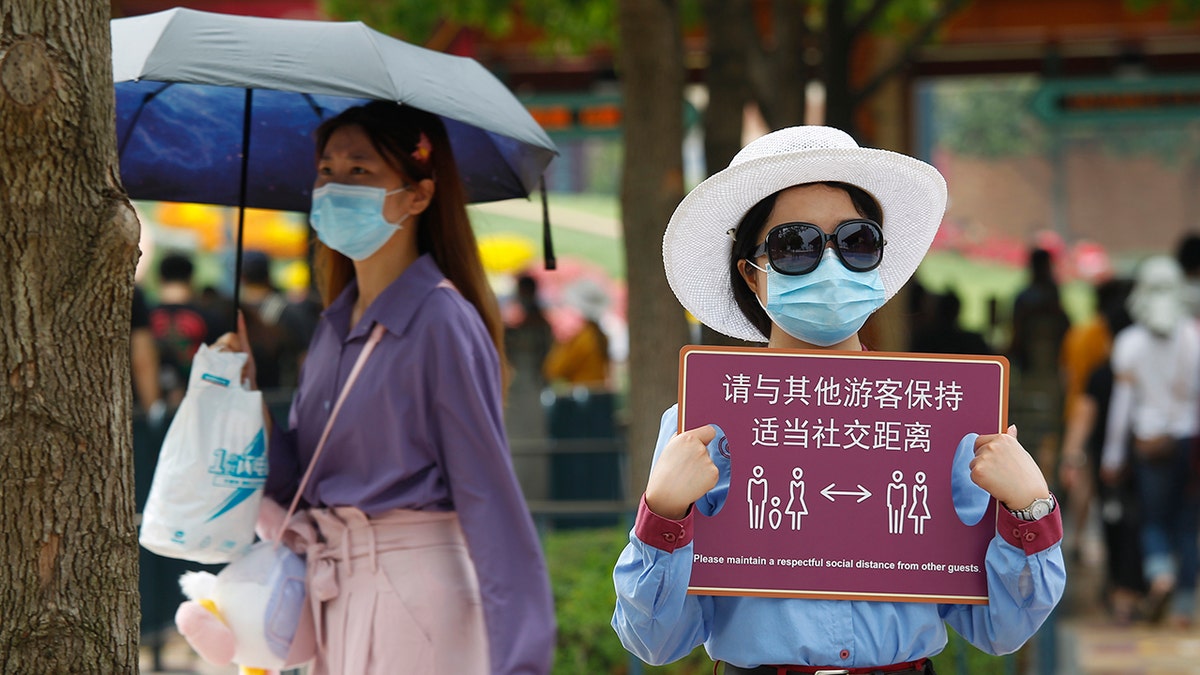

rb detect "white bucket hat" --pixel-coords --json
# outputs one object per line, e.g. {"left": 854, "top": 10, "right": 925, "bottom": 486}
{"left": 663, "top": 125, "right": 948, "bottom": 342}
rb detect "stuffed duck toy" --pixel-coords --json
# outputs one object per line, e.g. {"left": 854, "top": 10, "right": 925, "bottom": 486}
{"left": 175, "top": 501, "right": 314, "bottom": 674}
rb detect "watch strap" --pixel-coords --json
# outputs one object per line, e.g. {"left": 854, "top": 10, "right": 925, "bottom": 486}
{"left": 1006, "top": 494, "right": 1056, "bottom": 521}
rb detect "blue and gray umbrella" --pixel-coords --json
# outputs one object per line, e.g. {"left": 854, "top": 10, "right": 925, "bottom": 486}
{"left": 113, "top": 8, "right": 559, "bottom": 307}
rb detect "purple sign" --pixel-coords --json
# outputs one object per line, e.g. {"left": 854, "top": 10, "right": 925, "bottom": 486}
{"left": 679, "top": 346, "right": 1009, "bottom": 604}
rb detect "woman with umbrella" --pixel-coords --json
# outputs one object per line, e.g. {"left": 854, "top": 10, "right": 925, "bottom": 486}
{"left": 216, "top": 101, "right": 555, "bottom": 674}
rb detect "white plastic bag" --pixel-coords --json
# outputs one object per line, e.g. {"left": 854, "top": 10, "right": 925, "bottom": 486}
{"left": 140, "top": 344, "right": 266, "bottom": 563}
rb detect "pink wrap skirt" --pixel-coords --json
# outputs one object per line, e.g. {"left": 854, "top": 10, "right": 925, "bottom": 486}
{"left": 284, "top": 506, "right": 489, "bottom": 674}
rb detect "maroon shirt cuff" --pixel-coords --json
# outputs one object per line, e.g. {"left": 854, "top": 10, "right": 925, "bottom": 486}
{"left": 635, "top": 493, "right": 694, "bottom": 552}
{"left": 997, "top": 502, "right": 1063, "bottom": 555}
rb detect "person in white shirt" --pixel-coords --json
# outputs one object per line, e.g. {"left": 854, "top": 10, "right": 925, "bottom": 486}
{"left": 1101, "top": 255, "right": 1200, "bottom": 627}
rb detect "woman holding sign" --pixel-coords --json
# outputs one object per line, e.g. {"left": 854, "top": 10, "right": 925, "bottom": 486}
{"left": 612, "top": 126, "right": 1065, "bottom": 674}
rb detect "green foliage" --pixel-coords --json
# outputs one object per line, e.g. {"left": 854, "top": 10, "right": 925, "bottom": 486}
{"left": 320, "top": 0, "right": 612, "bottom": 53}
{"left": 542, "top": 525, "right": 1016, "bottom": 674}
{"left": 867, "top": 0, "right": 946, "bottom": 29}
{"left": 542, "top": 525, "right": 711, "bottom": 674}
{"left": 841, "top": 0, "right": 963, "bottom": 34}
{"left": 930, "top": 74, "right": 1200, "bottom": 165}
{"left": 321, "top": 0, "right": 441, "bottom": 43}
{"left": 520, "top": 0, "right": 617, "bottom": 54}
{"left": 929, "top": 630, "right": 1018, "bottom": 675}
{"left": 932, "top": 76, "right": 1047, "bottom": 158}
{"left": 1065, "top": 124, "right": 1200, "bottom": 167}
{"left": 1126, "top": 0, "right": 1200, "bottom": 20}
{"left": 543, "top": 525, "right": 631, "bottom": 673}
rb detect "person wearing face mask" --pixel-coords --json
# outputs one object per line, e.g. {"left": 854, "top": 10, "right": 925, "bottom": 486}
{"left": 1100, "top": 255, "right": 1200, "bottom": 627}
{"left": 612, "top": 126, "right": 1064, "bottom": 673}
{"left": 214, "top": 101, "right": 555, "bottom": 674}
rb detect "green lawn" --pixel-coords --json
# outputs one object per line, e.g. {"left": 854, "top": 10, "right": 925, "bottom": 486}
{"left": 915, "top": 250, "right": 1097, "bottom": 339}
{"left": 469, "top": 197, "right": 625, "bottom": 279}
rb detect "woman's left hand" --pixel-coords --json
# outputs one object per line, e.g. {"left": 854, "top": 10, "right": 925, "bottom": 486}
{"left": 969, "top": 425, "right": 1051, "bottom": 509}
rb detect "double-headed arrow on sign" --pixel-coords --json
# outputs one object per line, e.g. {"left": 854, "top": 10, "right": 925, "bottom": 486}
{"left": 821, "top": 483, "right": 872, "bottom": 503}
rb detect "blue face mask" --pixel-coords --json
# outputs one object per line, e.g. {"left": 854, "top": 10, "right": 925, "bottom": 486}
{"left": 750, "top": 248, "right": 886, "bottom": 346}
{"left": 310, "top": 183, "right": 410, "bottom": 261}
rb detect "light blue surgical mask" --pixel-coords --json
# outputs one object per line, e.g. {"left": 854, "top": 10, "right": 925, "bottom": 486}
{"left": 749, "top": 248, "right": 886, "bottom": 346}
{"left": 310, "top": 183, "right": 410, "bottom": 261}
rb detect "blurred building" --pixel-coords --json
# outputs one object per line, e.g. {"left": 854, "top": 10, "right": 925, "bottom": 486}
{"left": 110, "top": 0, "right": 1200, "bottom": 267}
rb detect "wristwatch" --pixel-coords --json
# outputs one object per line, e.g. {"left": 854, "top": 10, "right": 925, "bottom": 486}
{"left": 1006, "top": 494, "right": 1056, "bottom": 522}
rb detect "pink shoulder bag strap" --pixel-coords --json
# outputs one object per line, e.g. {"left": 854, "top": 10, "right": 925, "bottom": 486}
{"left": 280, "top": 322, "right": 387, "bottom": 529}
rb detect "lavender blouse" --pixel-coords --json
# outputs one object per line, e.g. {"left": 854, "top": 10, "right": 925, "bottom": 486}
{"left": 265, "top": 254, "right": 555, "bottom": 674}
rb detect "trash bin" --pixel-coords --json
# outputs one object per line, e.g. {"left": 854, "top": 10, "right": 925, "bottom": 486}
{"left": 545, "top": 388, "right": 623, "bottom": 529}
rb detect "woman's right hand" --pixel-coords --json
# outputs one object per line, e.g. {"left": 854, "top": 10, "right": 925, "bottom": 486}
{"left": 644, "top": 425, "right": 719, "bottom": 520}
{"left": 213, "top": 311, "right": 257, "bottom": 390}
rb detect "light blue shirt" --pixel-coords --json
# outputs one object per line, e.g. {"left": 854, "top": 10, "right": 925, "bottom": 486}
{"left": 612, "top": 405, "right": 1066, "bottom": 669}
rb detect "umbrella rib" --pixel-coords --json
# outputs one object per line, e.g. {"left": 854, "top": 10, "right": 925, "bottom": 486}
{"left": 300, "top": 92, "right": 326, "bottom": 119}
{"left": 117, "top": 82, "right": 174, "bottom": 159}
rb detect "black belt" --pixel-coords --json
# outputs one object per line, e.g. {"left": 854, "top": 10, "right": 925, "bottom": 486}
{"left": 723, "top": 658, "right": 935, "bottom": 675}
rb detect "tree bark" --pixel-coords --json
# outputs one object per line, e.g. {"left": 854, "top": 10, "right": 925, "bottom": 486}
{"left": 746, "top": 0, "right": 810, "bottom": 131}
{"left": 765, "top": 0, "right": 809, "bottom": 128}
{"left": 823, "top": 0, "right": 855, "bottom": 133}
{"left": 698, "top": 0, "right": 759, "bottom": 349}
{"left": 0, "top": 1, "right": 141, "bottom": 672}
{"left": 616, "top": 0, "right": 689, "bottom": 500}
{"left": 702, "top": 0, "right": 751, "bottom": 176}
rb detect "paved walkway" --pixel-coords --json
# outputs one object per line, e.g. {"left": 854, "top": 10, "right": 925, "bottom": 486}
{"left": 1059, "top": 617, "right": 1200, "bottom": 675}
{"left": 140, "top": 632, "right": 233, "bottom": 675}
{"left": 1054, "top": 530, "right": 1200, "bottom": 675}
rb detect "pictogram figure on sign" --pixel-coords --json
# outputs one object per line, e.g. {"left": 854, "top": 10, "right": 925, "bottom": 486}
{"left": 888, "top": 469, "right": 907, "bottom": 535}
{"left": 748, "top": 465, "right": 768, "bottom": 530}
{"left": 768, "top": 496, "right": 783, "bottom": 530}
{"left": 909, "top": 471, "right": 931, "bottom": 534}
{"left": 785, "top": 467, "right": 809, "bottom": 530}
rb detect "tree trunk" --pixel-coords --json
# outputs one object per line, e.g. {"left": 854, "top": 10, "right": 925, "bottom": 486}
{"left": 701, "top": 0, "right": 750, "bottom": 177}
{"left": 616, "top": 0, "right": 689, "bottom": 500}
{"left": 765, "top": 0, "right": 809, "bottom": 128}
{"left": 823, "top": 0, "right": 855, "bottom": 134}
{"left": 699, "top": 0, "right": 759, "bottom": 349}
{"left": 0, "top": 1, "right": 141, "bottom": 672}
{"left": 747, "top": 0, "right": 810, "bottom": 131}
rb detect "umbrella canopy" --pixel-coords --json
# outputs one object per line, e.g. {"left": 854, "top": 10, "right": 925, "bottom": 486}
{"left": 112, "top": 7, "right": 558, "bottom": 211}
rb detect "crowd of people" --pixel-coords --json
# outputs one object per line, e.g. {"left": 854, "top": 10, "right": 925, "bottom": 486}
{"left": 130, "top": 250, "right": 321, "bottom": 429}
{"left": 1065, "top": 239, "right": 1200, "bottom": 629}
{"left": 905, "top": 234, "right": 1200, "bottom": 630}
{"left": 504, "top": 272, "right": 615, "bottom": 395}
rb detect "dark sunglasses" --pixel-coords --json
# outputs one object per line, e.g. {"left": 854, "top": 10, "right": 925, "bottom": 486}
{"left": 748, "top": 219, "right": 886, "bottom": 276}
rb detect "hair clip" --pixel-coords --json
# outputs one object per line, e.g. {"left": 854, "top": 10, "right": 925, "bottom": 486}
{"left": 726, "top": 227, "right": 737, "bottom": 241}
{"left": 412, "top": 131, "right": 432, "bottom": 164}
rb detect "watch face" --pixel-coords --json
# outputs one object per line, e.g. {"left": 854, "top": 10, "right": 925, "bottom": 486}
{"left": 1030, "top": 499, "right": 1052, "bottom": 519}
